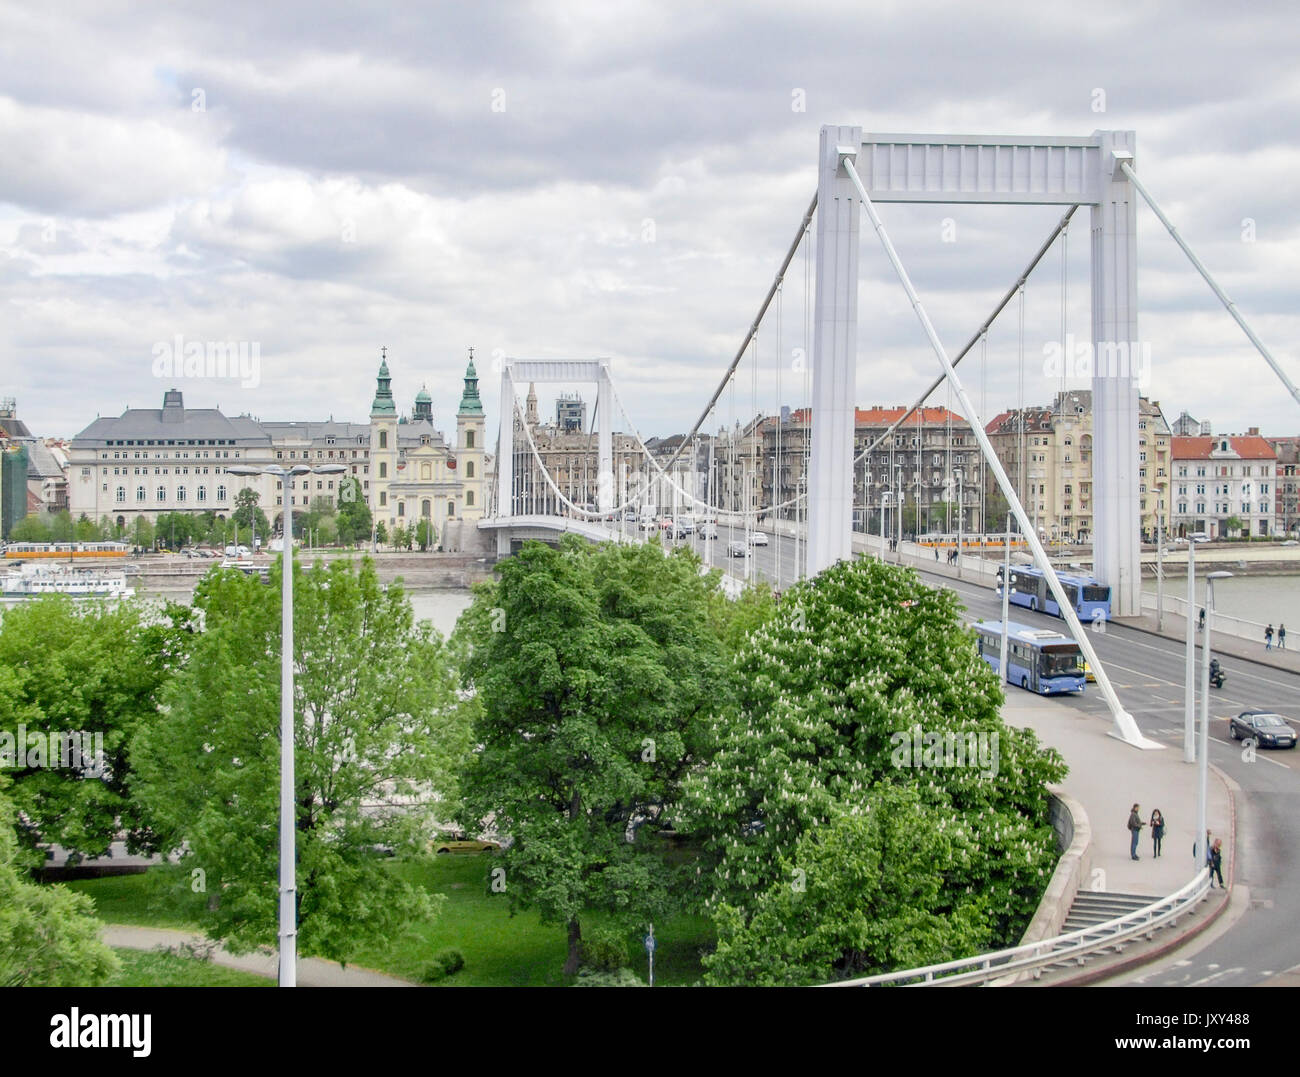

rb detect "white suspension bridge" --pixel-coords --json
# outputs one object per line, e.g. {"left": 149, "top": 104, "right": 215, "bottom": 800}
{"left": 478, "top": 125, "right": 1300, "bottom": 750}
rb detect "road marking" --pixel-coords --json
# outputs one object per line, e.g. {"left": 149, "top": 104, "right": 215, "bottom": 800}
{"left": 1186, "top": 966, "right": 1244, "bottom": 987}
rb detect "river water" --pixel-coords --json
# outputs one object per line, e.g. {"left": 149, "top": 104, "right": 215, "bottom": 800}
{"left": 408, "top": 591, "right": 476, "bottom": 639}
{"left": 1142, "top": 574, "right": 1300, "bottom": 633}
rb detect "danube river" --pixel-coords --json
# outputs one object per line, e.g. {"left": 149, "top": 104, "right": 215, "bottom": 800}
{"left": 408, "top": 590, "right": 475, "bottom": 639}
{"left": 1142, "top": 573, "right": 1300, "bottom": 633}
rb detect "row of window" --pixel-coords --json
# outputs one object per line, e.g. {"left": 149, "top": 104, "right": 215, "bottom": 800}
{"left": 1177, "top": 504, "right": 1272, "bottom": 516}
{"left": 114, "top": 485, "right": 228, "bottom": 504}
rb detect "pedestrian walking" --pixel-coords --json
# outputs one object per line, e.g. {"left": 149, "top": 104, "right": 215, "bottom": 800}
{"left": 935, "top": 547, "right": 940, "bottom": 562}
{"left": 1127, "top": 803, "right": 1145, "bottom": 861}
{"left": 1150, "top": 809, "right": 1165, "bottom": 858}
{"left": 1209, "top": 838, "right": 1225, "bottom": 888}
{"left": 1279, "top": 624, "right": 1287, "bottom": 650}
{"left": 1265, "top": 624, "right": 1274, "bottom": 651}
{"left": 1198, "top": 607, "right": 1206, "bottom": 632}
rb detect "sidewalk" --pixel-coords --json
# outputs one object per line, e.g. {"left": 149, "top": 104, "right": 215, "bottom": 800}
{"left": 102, "top": 925, "right": 417, "bottom": 987}
{"left": 1000, "top": 696, "right": 1233, "bottom": 899}
{"left": 1113, "top": 611, "right": 1300, "bottom": 676}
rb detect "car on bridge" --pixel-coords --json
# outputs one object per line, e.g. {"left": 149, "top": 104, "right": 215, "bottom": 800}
{"left": 747, "top": 531, "right": 769, "bottom": 546}
{"left": 1229, "top": 710, "right": 1297, "bottom": 749}
{"left": 727, "top": 540, "right": 747, "bottom": 557}
{"left": 697, "top": 523, "right": 719, "bottom": 540}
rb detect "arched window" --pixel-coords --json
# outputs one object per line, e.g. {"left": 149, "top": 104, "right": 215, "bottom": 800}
{"left": 379, "top": 430, "right": 388, "bottom": 449}
{"left": 421, "top": 499, "right": 431, "bottom": 517}
{"left": 197, "top": 486, "right": 206, "bottom": 502}
{"left": 156, "top": 486, "right": 166, "bottom": 502}
{"left": 447, "top": 502, "right": 455, "bottom": 517}
{"left": 466, "top": 461, "right": 475, "bottom": 478}
{"left": 115, "top": 486, "right": 125, "bottom": 503}
{"left": 217, "top": 485, "right": 227, "bottom": 502}
{"left": 177, "top": 485, "right": 186, "bottom": 503}
{"left": 379, "top": 463, "right": 387, "bottom": 479}
{"left": 466, "top": 490, "right": 474, "bottom": 507}
{"left": 465, "top": 430, "right": 475, "bottom": 449}
{"left": 136, "top": 486, "right": 146, "bottom": 502}
{"left": 398, "top": 502, "right": 405, "bottom": 517}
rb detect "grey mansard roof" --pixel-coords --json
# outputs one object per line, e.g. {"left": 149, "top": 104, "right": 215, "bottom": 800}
{"left": 73, "top": 407, "right": 270, "bottom": 445}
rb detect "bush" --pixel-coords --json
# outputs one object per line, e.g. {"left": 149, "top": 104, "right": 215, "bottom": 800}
{"left": 421, "top": 948, "right": 465, "bottom": 983}
{"left": 579, "top": 926, "right": 628, "bottom": 971}
{"left": 574, "top": 966, "right": 645, "bottom": 987}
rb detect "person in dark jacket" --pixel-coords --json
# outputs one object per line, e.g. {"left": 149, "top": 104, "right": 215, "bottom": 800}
{"left": 1209, "top": 838, "right": 1225, "bottom": 888}
{"left": 1150, "top": 809, "right": 1165, "bottom": 858}
{"left": 1280, "top": 624, "right": 1287, "bottom": 650}
{"left": 1127, "top": 803, "right": 1144, "bottom": 860}
{"left": 1266, "top": 624, "right": 1274, "bottom": 650}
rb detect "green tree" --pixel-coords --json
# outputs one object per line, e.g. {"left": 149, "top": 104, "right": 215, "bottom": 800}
{"left": 231, "top": 488, "right": 270, "bottom": 546}
{"left": 73, "top": 514, "right": 98, "bottom": 542}
{"left": 97, "top": 515, "right": 119, "bottom": 541}
{"left": 0, "top": 786, "right": 119, "bottom": 986}
{"left": 455, "top": 538, "right": 731, "bottom": 975}
{"left": 131, "top": 516, "right": 155, "bottom": 550}
{"left": 374, "top": 520, "right": 388, "bottom": 547}
{"left": 335, "top": 477, "right": 372, "bottom": 546}
{"left": 49, "top": 510, "right": 74, "bottom": 543}
{"left": 131, "top": 557, "right": 467, "bottom": 962}
{"left": 686, "top": 555, "right": 1066, "bottom": 984}
{"left": 1224, "top": 515, "right": 1243, "bottom": 538}
{"left": 0, "top": 596, "right": 193, "bottom": 862}
{"left": 7, "top": 515, "right": 50, "bottom": 543}
{"left": 704, "top": 789, "right": 991, "bottom": 985}
{"left": 414, "top": 519, "right": 436, "bottom": 551}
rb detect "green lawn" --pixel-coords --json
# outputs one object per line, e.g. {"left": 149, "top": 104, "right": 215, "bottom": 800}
{"left": 108, "top": 948, "right": 272, "bottom": 988}
{"left": 66, "top": 856, "right": 714, "bottom": 987}
{"left": 63, "top": 870, "right": 206, "bottom": 929}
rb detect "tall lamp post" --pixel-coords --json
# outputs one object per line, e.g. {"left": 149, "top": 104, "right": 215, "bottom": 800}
{"left": 955, "top": 471, "right": 964, "bottom": 578}
{"left": 1184, "top": 532, "right": 1207, "bottom": 763}
{"left": 225, "top": 462, "right": 345, "bottom": 988}
{"left": 1196, "top": 571, "right": 1232, "bottom": 877}
{"left": 879, "top": 490, "right": 891, "bottom": 563}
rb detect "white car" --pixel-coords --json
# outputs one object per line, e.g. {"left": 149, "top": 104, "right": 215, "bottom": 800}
{"left": 747, "top": 531, "right": 769, "bottom": 546}
{"left": 697, "top": 524, "right": 719, "bottom": 540}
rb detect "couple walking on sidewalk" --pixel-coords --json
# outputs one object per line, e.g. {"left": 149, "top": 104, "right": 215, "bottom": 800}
{"left": 1127, "top": 803, "right": 1166, "bottom": 860}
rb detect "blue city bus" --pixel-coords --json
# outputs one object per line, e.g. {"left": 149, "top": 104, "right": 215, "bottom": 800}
{"left": 995, "top": 564, "right": 1111, "bottom": 622}
{"left": 973, "top": 620, "right": 1086, "bottom": 695}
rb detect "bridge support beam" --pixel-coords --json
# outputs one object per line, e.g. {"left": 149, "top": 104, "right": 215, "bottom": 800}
{"left": 1090, "top": 131, "right": 1141, "bottom": 618}
{"left": 497, "top": 370, "right": 515, "bottom": 557}
{"left": 807, "top": 124, "right": 862, "bottom": 575}
{"left": 595, "top": 360, "right": 613, "bottom": 514}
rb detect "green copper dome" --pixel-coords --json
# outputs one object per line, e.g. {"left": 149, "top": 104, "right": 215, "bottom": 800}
{"left": 458, "top": 355, "right": 484, "bottom": 416}
{"left": 370, "top": 355, "right": 396, "bottom": 416}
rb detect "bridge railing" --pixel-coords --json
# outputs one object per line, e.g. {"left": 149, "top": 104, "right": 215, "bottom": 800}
{"left": 821, "top": 871, "right": 1211, "bottom": 987}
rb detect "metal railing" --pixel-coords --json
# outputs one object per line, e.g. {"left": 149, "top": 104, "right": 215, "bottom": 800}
{"left": 822, "top": 871, "right": 1212, "bottom": 987}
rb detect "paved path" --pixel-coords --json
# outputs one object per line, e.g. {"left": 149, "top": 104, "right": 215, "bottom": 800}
{"left": 102, "top": 925, "right": 417, "bottom": 987}
{"left": 1001, "top": 695, "right": 1232, "bottom": 898}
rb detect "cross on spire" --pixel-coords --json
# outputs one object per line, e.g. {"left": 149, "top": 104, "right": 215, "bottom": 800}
{"left": 381, "top": 346, "right": 387, "bottom": 361}
{"left": 468, "top": 345, "right": 474, "bottom": 362}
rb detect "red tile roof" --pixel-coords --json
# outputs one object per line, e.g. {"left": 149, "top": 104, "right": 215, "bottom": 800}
{"left": 1172, "top": 435, "right": 1276, "bottom": 461}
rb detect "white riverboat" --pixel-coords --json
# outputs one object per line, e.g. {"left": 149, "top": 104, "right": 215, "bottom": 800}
{"left": 1, "top": 564, "right": 135, "bottom": 602}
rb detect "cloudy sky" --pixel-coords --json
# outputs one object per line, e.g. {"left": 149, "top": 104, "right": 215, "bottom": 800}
{"left": 3, "top": 0, "right": 1299, "bottom": 446}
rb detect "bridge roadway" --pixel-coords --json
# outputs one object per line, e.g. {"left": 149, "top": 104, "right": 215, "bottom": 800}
{"left": 483, "top": 516, "right": 1299, "bottom": 984}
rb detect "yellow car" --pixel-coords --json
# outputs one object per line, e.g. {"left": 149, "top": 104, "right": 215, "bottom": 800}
{"left": 429, "top": 832, "right": 501, "bottom": 855}
{"left": 1082, "top": 661, "right": 1096, "bottom": 683}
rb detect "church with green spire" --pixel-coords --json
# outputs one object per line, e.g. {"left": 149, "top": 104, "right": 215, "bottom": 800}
{"left": 368, "top": 347, "right": 487, "bottom": 546}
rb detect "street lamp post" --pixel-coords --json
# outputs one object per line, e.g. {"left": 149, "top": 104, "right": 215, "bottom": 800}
{"left": 880, "top": 490, "right": 890, "bottom": 563}
{"left": 956, "top": 472, "right": 964, "bottom": 579}
{"left": 999, "top": 513, "right": 1016, "bottom": 679}
{"left": 1197, "top": 571, "right": 1232, "bottom": 876}
{"left": 224, "top": 462, "right": 345, "bottom": 988}
{"left": 1185, "top": 532, "right": 1207, "bottom": 764}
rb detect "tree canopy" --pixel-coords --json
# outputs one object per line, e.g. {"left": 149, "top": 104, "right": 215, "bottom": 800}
{"left": 454, "top": 537, "right": 731, "bottom": 974}
{"left": 685, "top": 555, "right": 1067, "bottom": 984}
{"left": 131, "top": 556, "right": 467, "bottom": 963}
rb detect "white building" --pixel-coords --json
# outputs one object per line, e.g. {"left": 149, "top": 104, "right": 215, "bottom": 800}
{"left": 1170, "top": 430, "right": 1277, "bottom": 539}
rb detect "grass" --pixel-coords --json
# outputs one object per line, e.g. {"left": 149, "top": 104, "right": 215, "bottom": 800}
{"left": 63, "top": 870, "right": 206, "bottom": 929}
{"left": 107, "top": 948, "right": 272, "bottom": 988}
{"left": 66, "top": 856, "right": 715, "bottom": 987}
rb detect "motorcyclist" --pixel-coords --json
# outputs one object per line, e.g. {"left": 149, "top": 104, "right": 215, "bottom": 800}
{"left": 1209, "top": 658, "right": 1223, "bottom": 686}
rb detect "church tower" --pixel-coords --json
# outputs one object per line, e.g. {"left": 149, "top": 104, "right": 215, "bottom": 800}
{"left": 369, "top": 349, "right": 399, "bottom": 527}
{"left": 457, "top": 349, "right": 486, "bottom": 521}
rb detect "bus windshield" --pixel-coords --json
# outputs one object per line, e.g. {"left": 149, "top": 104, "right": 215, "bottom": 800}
{"left": 1039, "top": 646, "right": 1082, "bottom": 678}
{"left": 1082, "top": 585, "right": 1110, "bottom": 603}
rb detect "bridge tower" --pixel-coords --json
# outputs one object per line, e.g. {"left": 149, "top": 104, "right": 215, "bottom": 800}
{"left": 807, "top": 127, "right": 1142, "bottom": 616}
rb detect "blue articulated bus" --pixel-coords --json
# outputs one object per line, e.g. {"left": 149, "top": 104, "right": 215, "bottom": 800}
{"left": 974, "top": 620, "right": 1086, "bottom": 695}
{"left": 994, "top": 564, "right": 1112, "bottom": 623}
